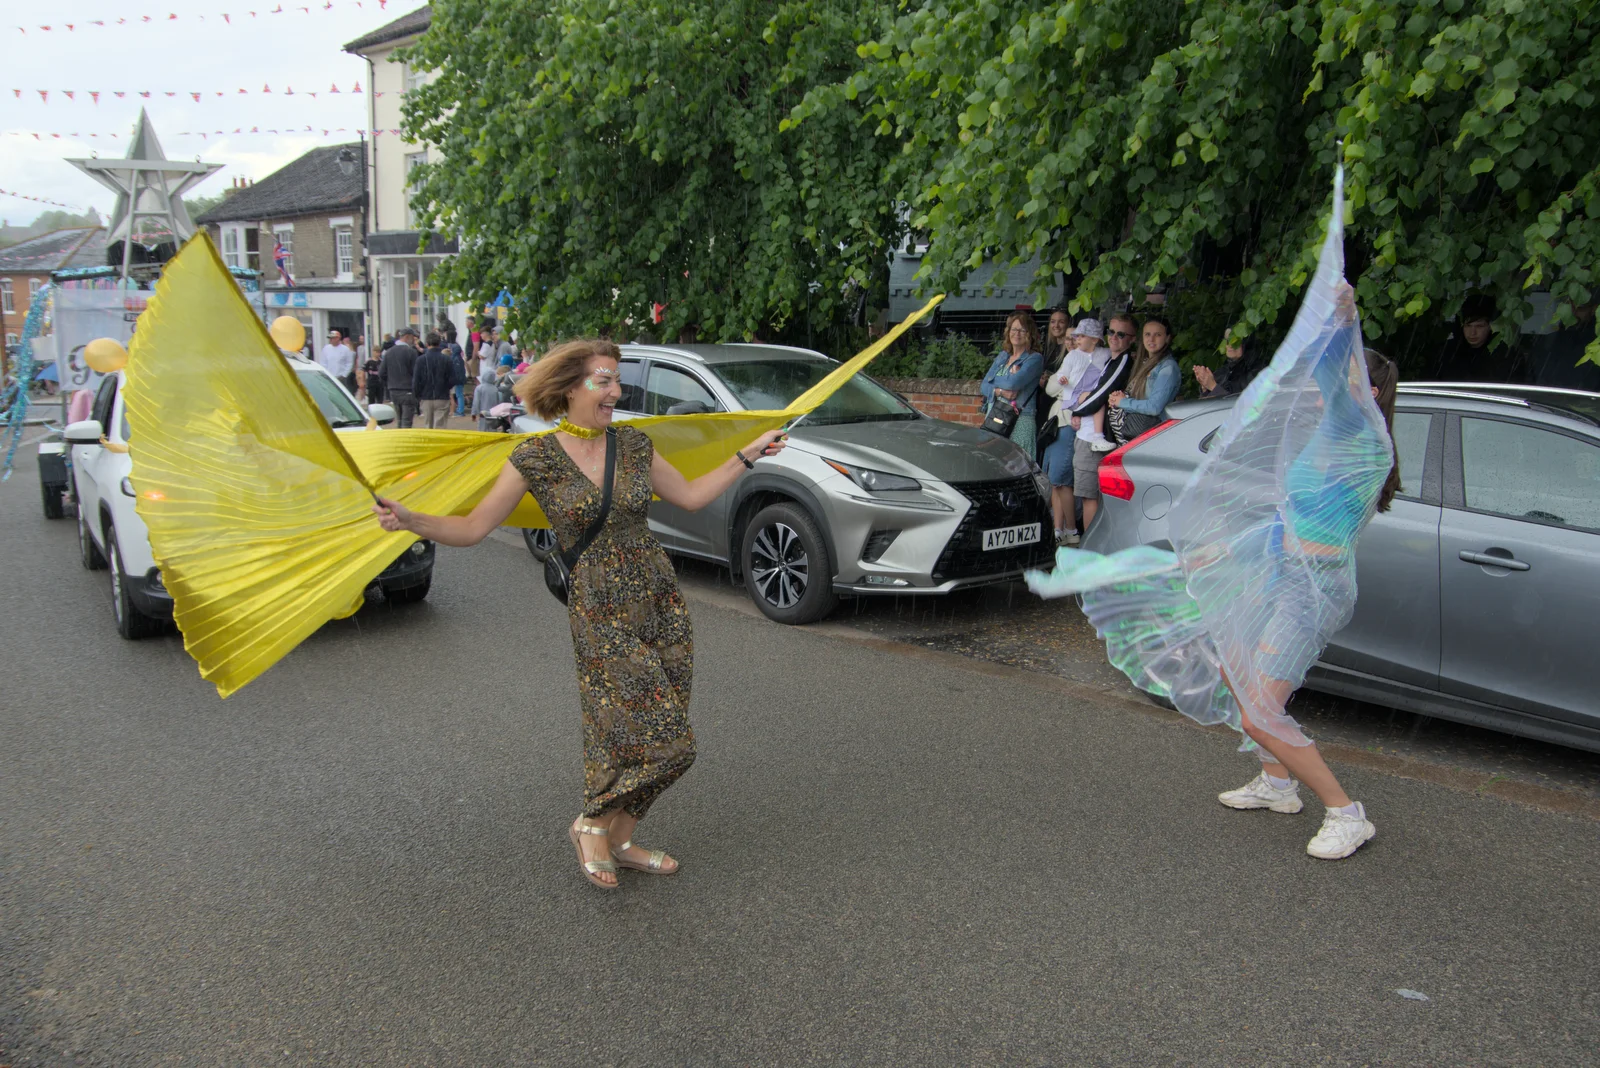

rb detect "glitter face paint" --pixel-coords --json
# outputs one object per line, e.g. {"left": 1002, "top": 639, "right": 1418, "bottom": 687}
{"left": 583, "top": 369, "right": 621, "bottom": 391}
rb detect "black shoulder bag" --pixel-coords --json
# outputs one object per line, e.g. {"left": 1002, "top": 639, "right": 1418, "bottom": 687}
{"left": 543, "top": 428, "right": 617, "bottom": 605}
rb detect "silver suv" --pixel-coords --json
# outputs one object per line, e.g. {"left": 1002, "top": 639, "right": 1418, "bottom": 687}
{"left": 516, "top": 343, "right": 1053, "bottom": 624}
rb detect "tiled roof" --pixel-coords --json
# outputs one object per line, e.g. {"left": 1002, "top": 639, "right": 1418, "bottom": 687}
{"left": 0, "top": 228, "right": 105, "bottom": 272}
{"left": 343, "top": 4, "right": 431, "bottom": 53}
{"left": 194, "top": 143, "right": 365, "bottom": 224}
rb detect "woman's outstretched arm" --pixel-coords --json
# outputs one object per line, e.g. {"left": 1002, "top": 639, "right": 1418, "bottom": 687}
{"left": 373, "top": 461, "right": 530, "bottom": 546}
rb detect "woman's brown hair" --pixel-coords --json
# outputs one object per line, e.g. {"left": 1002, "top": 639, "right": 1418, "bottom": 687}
{"left": 1366, "top": 347, "right": 1401, "bottom": 512}
{"left": 1001, "top": 311, "right": 1041, "bottom": 358}
{"left": 512, "top": 339, "right": 622, "bottom": 419}
{"left": 1125, "top": 314, "right": 1172, "bottom": 398}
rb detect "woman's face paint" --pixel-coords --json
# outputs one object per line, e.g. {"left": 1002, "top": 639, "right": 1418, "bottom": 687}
{"left": 567, "top": 363, "right": 624, "bottom": 426}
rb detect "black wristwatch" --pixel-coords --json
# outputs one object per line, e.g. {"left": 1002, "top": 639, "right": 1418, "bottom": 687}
{"left": 735, "top": 450, "right": 754, "bottom": 469}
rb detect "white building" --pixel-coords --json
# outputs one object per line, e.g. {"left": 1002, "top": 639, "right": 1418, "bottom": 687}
{"left": 343, "top": 4, "right": 471, "bottom": 341}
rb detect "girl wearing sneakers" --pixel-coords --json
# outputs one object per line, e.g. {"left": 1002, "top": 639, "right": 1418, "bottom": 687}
{"left": 1026, "top": 167, "right": 1394, "bottom": 860}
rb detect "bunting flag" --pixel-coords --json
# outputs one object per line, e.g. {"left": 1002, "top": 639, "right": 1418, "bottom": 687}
{"left": 10, "top": 83, "right": 373, "bottom": 100}
{"left": 124, "top": 232, "right": 944, "bottom": 697}
{"left": 7, "top": 127, "right": 402, "bottom": 140}
{"left": 16, "top": 3, "right": 392, "bottom": 35}
{"left": 0, "top": 187, "right": 80, "bottom": 208}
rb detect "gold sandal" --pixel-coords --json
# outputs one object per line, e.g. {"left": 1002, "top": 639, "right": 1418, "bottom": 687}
{"left": 567, "top": 820, "right": 619, "bottom": 890}
{"left": 611, "top": 839, "right": 679, "bottom": 876}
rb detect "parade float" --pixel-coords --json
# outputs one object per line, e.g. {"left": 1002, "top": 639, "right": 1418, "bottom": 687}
{"left": 0, "top": 111, "right": 263, "bottom": 512}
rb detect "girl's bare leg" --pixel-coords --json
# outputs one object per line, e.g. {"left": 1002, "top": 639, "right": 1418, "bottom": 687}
{"left": 1227, "top": 670, "right": 1352, "bottom": 808}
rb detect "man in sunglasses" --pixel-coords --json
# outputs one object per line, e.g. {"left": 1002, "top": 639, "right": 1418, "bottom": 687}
{"left": 1067, "top": 312, "right": 1137, "bottom": 535}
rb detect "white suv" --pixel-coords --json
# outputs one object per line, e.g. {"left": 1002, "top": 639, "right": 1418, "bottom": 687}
{"left": 65, "top": 357, "right": 435, "bottom": 639}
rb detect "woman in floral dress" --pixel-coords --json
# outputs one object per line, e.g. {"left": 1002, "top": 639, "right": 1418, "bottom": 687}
{"left": 373, "top": 340, "right": 786, "bottom": 890}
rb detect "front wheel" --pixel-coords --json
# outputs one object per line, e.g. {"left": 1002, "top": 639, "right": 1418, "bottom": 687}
{"left": 108, "top": 533, "right": 163, "bottom": 640}
{"left": 522, "top": 527, "right": 558, "bottom": 562}
{"left": 740, "top": 501, "right": 838, "bottom": 625}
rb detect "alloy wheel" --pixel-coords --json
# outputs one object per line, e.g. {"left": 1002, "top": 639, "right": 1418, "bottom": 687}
{"left": 749, "top": 521, "right": 809, "bottom": 609}
{"left": 109, "top": 544, "right": 125, "bottom": 625}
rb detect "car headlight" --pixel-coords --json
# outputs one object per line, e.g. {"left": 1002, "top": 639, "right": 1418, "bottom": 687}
{"left": 1032, "top": 467, "right": 1050, "bottom": 499}
{"left": 822, "top": 458, "right": 921, "bottom": 493}
{"left": 409, "top": 541, "right": 428, "bottom": 556}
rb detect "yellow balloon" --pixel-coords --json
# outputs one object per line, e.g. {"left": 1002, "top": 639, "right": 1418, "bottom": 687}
{"left": 84, "top": 337, "right": 129, "bottom": 374}
{"left": 268, "top": 315, "right": 306, "bottom": 353}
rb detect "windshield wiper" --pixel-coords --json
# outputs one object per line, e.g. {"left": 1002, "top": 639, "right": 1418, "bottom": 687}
{"left": 329, "top": 418, "right": 368, "bottom": 428}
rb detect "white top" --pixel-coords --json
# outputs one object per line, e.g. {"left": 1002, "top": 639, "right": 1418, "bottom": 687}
{"left": 1043, "top": 346, "right": 1111, "bottom": 423}
{"left": 317, "top": 342, "right": 354, "bottom": 377}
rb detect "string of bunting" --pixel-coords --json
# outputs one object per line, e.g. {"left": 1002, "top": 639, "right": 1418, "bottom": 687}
{"left": 10, "top": 85, "right": 404, "bottom": 102}
{"left": 16, "top": 2, "right": 395, "bottom": 34}
{"left": 7, "top": 127, "right": 406, "bottom": 140}
{"left": 0, "top": 187, "right": 80, "bottom": 209}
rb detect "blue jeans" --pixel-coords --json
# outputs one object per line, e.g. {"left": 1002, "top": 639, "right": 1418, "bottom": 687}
{"left": 451, "top": 384, "right": 465, "bottom": 415}
{"left": 1042, "top": 424, "right": 1076, "bottom": 487}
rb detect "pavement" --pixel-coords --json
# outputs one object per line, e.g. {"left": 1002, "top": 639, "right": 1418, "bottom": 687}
{"left": 2, "top": 443, "right": 1598, "bottom": 1066}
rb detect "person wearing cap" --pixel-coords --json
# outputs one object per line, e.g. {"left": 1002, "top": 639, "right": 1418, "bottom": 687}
{"left": 1042, "top": 318, "right": 1114, "bottom": 545}
{"left": 381, "top": 326, "right": 423, "bottom": 428}
{"left": 317, "top": 329, "right": 354, "bottom": 388}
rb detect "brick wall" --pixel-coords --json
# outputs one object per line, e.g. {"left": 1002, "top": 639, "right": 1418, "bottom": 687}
{"left": 207, "top": 211, "right": 365, "bottom": 282}
{"left": 880, "top": 377, "right": 985, "bottom": 426}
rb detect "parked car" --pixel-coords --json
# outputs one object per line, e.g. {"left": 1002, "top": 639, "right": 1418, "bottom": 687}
{"left": 1081, "top": 383, "right": 1600, "bottom": 753}
{"left": 65, "top": 357, "right": 435, "bottom": 639}
{"left": 514, "top": 343, "right": 1054, "bottom": 624}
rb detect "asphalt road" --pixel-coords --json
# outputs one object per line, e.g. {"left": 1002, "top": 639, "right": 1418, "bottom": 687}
{"left": 3, "top": 446, "right": 1598, "bottom": 1066}
{"left": 670, "top": 561, "right": 1600, "bottom": 804}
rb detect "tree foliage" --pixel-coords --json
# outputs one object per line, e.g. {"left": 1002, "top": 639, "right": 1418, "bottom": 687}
{"left": 401, "top": 0, "right": 901, "bottom": 341}
{"left": 792, "top": 0, "right": 1600, "bottom": 362}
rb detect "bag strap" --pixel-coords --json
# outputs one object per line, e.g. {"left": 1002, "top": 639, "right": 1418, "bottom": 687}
{"left": 561, "top": 427, "right": 617, "bottom": 570}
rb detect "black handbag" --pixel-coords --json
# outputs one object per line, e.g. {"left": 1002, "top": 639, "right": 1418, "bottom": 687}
{"left": 543, "top": 428, "right": 617, "bottom": 605}
{"left": 981, "top": 397, "right": 1020, "bottom": 437}
{"left": 1118, "top": 409, "right": 1164, "bottom": 442}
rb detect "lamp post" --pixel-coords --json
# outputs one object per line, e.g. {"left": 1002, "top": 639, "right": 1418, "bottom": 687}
{"left": 336, "top": 141, "right": 373, "bottom": 371}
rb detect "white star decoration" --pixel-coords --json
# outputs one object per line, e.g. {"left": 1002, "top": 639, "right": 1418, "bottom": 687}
{"left": 66, "top": 109, "right": 222, "bottom": 274}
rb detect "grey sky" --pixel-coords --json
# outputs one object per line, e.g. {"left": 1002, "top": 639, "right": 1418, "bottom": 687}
{"left": 2, "top": 0, "right": 411, "bottom": 224}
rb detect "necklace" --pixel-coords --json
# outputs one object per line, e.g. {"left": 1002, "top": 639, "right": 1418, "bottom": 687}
{"left": 557, "top": 417, "right": 603, "bottom": 440}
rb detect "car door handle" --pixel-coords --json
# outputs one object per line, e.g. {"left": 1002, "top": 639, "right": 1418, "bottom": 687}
{"left": 1458, "top": 549, "right": 1530, "bottom": 571}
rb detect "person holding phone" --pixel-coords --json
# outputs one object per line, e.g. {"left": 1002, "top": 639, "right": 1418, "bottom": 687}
{"left": 373, "top": 339, "right": 786, "bottom": 890}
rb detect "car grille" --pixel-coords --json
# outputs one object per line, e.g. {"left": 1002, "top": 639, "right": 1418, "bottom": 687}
{"left": 932, "top": 476, "right": 1054, "bottom": 582}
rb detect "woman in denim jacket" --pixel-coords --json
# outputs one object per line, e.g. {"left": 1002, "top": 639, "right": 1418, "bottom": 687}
{"left": 980, "top": 311, "right": 1046, "bottom": 450}
{"left": 1108, "top": 314, "right": 1181, "bottom": 441}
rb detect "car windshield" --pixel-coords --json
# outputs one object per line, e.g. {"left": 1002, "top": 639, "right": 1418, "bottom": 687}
{"left": 711, "top": 358, "right": 918, "bottom": 425}
{"left": 297, "top": 368, "right": 368, "bottom": 427}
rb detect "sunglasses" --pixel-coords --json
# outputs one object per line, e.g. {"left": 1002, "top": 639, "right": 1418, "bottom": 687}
{"left": 1107, "top": 329, "right": 1136, "bottom": 339}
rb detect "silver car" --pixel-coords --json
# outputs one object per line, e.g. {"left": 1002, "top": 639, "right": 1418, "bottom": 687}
{"left": 516, "top": 343, "right": 1054, "bottom": 624}
{"left": 1082, "top": 383, "right": 1600, "bottom": 753}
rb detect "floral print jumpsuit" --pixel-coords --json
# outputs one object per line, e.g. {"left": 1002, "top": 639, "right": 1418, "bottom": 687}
{"left": 510, "top": 426, "right": 696, "bottom": 819}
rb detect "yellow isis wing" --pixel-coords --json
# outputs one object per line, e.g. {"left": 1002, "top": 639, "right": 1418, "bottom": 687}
{"left": 129, "top": 232, "right": 941, "bottom": 696}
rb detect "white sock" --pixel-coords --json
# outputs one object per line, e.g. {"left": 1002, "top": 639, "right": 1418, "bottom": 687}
{"left": 1332, "top": 801, "right": 1363, "bottom": 819}
{"left": 1264, "top": 772, "right": 1293, "bottom": 791}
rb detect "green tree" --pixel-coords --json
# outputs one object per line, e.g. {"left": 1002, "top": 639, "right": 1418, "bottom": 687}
{"left": 792, "top": 0, "right": 1600, "bottom": 365}
{"left": 400, "top": 0, "right": 902, "bottom": 342}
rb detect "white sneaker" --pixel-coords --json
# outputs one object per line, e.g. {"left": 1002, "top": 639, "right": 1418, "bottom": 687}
{"left": 1217, "top": 772, "right": 1304, "bottom": 814}
{"left": 1306, "top": 803, "right": 1375, "bottom": 860}
{"left": 1090, "top": 438, "right": 1117, "bottom": 452}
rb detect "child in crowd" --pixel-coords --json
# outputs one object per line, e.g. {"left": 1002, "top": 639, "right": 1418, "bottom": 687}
{"left": 471, "top": 364, "right": 501, "bottom": 431}
{"left": 1048, "top": 319, "right": 1116, "bottom": 452}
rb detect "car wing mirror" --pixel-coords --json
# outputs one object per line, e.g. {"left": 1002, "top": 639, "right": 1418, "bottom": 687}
{"left": 367, "top": 403, "right": 397, "bottom": 426}
{"left": 63, "top": 419, "right": 104, "bottom": 445}
{"left": 665, "top": 399, "right": 714, "bottom": 416}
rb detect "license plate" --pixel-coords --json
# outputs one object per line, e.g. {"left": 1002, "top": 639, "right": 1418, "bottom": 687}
{"left": 981, "top": 523, "right": 1041, "bottom": 551}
